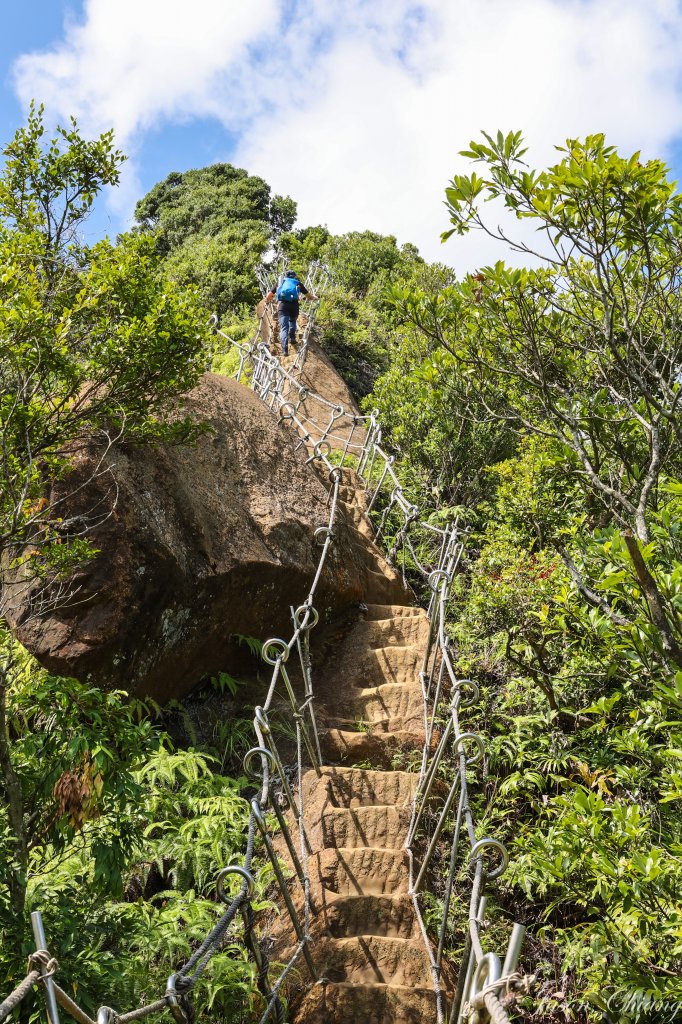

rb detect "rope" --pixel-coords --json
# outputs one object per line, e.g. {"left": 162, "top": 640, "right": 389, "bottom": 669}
{"left": 0, "top": 970, "right": 41, "bottom": 1022}
{"left": 115, "top": 999, "right": 169, "bottom": 1024}
{"left": 52, "top": 983, "right": 97, "bottom": 1024}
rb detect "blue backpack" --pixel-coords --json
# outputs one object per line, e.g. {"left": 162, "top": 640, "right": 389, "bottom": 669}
{"left": 277, "top": 276, "right": 300, "bottom": 303}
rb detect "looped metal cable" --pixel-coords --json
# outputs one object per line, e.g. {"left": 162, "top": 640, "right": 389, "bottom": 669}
{"left": 261, "top": 638, "right": 290, "bottom": 665}
{"left": 308, "top": 440, "right": 331, "bottom": 462}
{"left": 453, "top": 731, "right": 485, "bottom": 765}
{"left": 294, "top": 604, "right": 319, "bottom": 629}
{"left": 278, "top": 402, "right": 296, "bottom": 422}
{"left": 215, "top": 866, "right": 255, "bottom": 903}
{"left": 452, "top": 678, "right": 480, "bottom": 708}
{"left": 243, "top": 746, "right": 276, "bottom": 780}
{"left": 314, "top": 525, "right": 333, "bottom": 545}
{"left": 428, "top": 568, "right": 450, "bottom": 591}
{"left": 469, "top": 838, "right": 509, "bottom": 880}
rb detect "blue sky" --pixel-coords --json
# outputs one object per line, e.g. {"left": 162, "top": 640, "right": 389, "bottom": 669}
{"left": 4, "top": 0, "right": 682, "bottom": 267}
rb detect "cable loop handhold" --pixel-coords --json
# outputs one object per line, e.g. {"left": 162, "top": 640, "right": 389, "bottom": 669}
{"left": 262, "top": 638, "right": 290, "bottom": 665}
{"left": 215, "top": 865, "right": 255, "bottom": 903}
{"left": 328, "top": 466, "right": 342, "bottom": 484}
{"left": 298, "top": 387, "right": 309, "bottom": 402}
{"left": 314, "top": 525, "right": 333, "bottom": 546}
{"left": 453, "top": 731, "right": 485, "bottom": 765}
{"left": 294, "top": 604, "right": 319, "bottom": 630}
{"left": 166, "top": 975, "right": 190, "bottom": 1024}
{"left": 278, "top": 402, "right": 296, "bottom": 422}
{"left": 452, "top": 679, "right": 480, "bottom": 708}
{"left": 243, "top": 746, "right": 276, "bottom": 780}
{"left": 309, "top": 440, "right": 331, "bottom": 462}
{"left": 470, "top": 952, "right": 502, "bottom": 1009}
{"left": 208, "top": 313, "right": 218, "bottom": 331}
{"left": 428, "top": 568, "right": 450, "bottom": 592}
{"left": 469, "top": 838, "right": 509, "bottom": 880}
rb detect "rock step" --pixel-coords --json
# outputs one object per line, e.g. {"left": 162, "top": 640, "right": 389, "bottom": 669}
{"left": 334, "top": 682, "right": 423, "bottom": 723}
{"left": 340, "top": 510, "right": 374, "bottom": 539}
{"left": 307, "top": 805, "right": 411, "bottom": 850}
{"left": 315, "top": 894, "right": 419, "bottom": 939}
{"left": 354, "top": 616, "right": 431, "bottom": 650}
{"left": 338, "top": 484, "right": 362, "bottom": 503}
{"left": 296, "top": 981, "right": 437, "bottom": 1024}
{"left": 321, "top": 726, "right": 424, "bottom": 766}
{"left": 325, "top": 644, "right": 424, "bottom": 690}
{"left": 312, "top": 935, "right": 432, "bottom": 987}
{"left": 311, "top": 848, "right": 410, "bottom": 897}
{"left": 360, "top": 568, "right": 410, "bottom": 607}
{"left": 364, "top": 603, "right": 424, "bottom": 621}
{"left": 302, "top": 766, "right": 418, "bottom": 808}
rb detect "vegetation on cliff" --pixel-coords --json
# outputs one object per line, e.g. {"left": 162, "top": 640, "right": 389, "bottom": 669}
{"left": 371, "top": 133, "right": 682, "bottom": 1022}
{"left": 0, "top": 110, "right": 257, "bottom": 1022}
{"left": 1, "top": 102, "right": 681, "bottom": 1024}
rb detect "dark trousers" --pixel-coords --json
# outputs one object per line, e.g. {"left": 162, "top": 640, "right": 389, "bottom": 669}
{"left": 278, "top": 312, "right": 297, "bottom": 354}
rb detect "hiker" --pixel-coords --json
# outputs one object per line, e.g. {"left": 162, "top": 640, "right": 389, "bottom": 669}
{"left": 265, "top": 270, "right": 318, "bottom": 356}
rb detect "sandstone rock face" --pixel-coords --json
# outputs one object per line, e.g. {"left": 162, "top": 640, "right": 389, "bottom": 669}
{"left": 8, "top": 373, "right": 408, "bottom": 701}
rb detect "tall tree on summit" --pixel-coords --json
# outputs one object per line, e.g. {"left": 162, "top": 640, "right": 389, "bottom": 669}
{"left": 134, "top": 164, "right": 297, "bottom": 316}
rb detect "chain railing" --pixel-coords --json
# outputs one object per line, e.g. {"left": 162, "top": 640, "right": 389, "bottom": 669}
{"left": 6, "top": 263, "right": 526, "bottom": 1024}
{"left": 212, "top": 309, "right": 527, "bottom": 1022}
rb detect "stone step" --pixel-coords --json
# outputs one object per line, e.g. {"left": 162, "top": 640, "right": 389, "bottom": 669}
{"left": 317, "top": 894, "right": 419, "bottom": 940}
{"left": 355, "top": 615, "right": 430, "bottom": 650}
{"left": 295, "top": 981, "right": 438, "bottom": 1024}
{"left": 321, "top": 726, "right": 424, "bottom": 766}
{"left": 313, "top": 935, "right": 433, "bottom": 987}
{"left": 307, "top": 805, "right": 411, "bottom": 850}
{"left": 302, "top": 766, "right": 419, "bottom": 808}
{"left": 364, "top": 603, "right": 424, "bottom": 621}
{"left": 311, "top": 848, "right": 410, "bottom": 897}
{"left": 340, "top": 509, "right": 374, "bottom": 538}
{"left": 330, "top": 645, "right": 424, "bottom": 690}
{"left": 362, "top": 567, "right": 409, "bottom": 606}
{"left": 332, "top": 682, "right": 423, "bottom": 726}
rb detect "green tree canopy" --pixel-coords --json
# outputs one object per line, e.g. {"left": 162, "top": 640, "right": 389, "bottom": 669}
{"left": 134, "top": 163, "right": 297, "bottom": 316}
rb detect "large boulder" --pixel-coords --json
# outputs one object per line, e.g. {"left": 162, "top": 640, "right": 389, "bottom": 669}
{"left": 7, "top": 374, "right": 408, "bottom": 702}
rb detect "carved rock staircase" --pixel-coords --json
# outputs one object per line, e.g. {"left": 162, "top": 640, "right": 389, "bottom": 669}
{"left": 272, "top": 482, "right": 443, "bottom": 1023}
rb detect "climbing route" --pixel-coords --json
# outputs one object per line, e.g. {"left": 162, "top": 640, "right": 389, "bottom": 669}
{"left": 284, "top": 587, "right": 439, "bottom": 1023}
{"left": 2, "top": 261, "right": 526, "bottom": 1024}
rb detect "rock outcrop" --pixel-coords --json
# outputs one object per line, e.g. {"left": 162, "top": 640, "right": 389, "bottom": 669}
{"left": 7, "top": 373, "right": 408, "bottom": 702}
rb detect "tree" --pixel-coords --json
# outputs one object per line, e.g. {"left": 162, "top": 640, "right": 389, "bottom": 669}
{"left": 0, "top": 107, "right": 212, "bottom": 972}
{"left": 439, "top": 131, "right": 682, "bottom": 546}
{"left": 134, "top": 163, "right": 297, "bottom": 316}
{"left": 392, "top": 132, "right": 682, "bottom": 670}
{"left": 374, "top": 132, "right": 682, "bottom": 1019}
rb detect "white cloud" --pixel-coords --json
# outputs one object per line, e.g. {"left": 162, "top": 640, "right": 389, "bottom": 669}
{"left": 13, "top": 0, "right": 278, "bottom": 140}
{"left": 13, "top": 0, "right": 682, "bottom": 268}
{"left": 235, "top": 0, "right": 682, "bottom": 268}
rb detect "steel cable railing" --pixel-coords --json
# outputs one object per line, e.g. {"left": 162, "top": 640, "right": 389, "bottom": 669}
{"left": 213, "top": 304, "right": 528, "bottom": 1022}
{"left": 7, "top": 262, "right": 527, "bottom": 1024}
